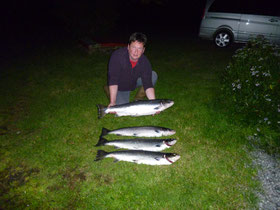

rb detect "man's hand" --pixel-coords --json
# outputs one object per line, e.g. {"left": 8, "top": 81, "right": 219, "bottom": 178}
{"left": 145, "top": 88, "right": 156, "bottom": 100}
{"left": 108, "top": 102, "right": 116, "bottom": 108}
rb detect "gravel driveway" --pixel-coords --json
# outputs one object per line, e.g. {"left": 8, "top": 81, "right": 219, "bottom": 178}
{"left": 250, "top": 149, "right": 280, "bottom": 210}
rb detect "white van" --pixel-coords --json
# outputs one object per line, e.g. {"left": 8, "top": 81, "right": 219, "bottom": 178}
{"left": 199, "top": 0, "right": 280, "bottom": 47}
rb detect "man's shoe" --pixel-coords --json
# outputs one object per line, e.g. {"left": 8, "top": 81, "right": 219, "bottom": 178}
{"left": 134, "top": 86, "right": 146, "bottom": 101}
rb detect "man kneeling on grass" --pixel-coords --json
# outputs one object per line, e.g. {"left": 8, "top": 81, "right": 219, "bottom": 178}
{"left": 104, "top": 32, "right": 158, "bottom": 107}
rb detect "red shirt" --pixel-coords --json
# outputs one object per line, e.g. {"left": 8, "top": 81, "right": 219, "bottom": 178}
{"left": 130, "top": 60, "right": 138, "bottom": 68}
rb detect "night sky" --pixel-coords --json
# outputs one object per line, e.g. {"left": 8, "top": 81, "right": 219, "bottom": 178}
{"left": 1, "top": 0, "right": 207, "bottom": 48}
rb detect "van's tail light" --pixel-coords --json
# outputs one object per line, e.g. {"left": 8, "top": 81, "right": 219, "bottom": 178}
{"left": 201, "top": 8, "right": 206, "bottom": 19}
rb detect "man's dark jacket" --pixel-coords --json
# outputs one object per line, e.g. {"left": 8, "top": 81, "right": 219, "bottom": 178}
{"left": 108, "top": 47, "right": 153, "bottom": 91}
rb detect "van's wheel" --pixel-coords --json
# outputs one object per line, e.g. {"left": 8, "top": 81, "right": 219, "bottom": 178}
{"left": 214, "top": 30, "right": 233, "bottom": 47}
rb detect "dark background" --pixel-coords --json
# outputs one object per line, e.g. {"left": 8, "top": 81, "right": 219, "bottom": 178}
{"left": 1, "top": 0, "right": 207, "bottom": 56}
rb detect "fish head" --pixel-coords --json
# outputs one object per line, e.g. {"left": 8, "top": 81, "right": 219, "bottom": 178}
{"left": 164, "top": 139, "right": 177, "bottom": 147}
{"left": 164, "top": 153, "right": 180, "bottom": 163}
{"left": 161, "top": 99, "right": 174, "bottom": 109}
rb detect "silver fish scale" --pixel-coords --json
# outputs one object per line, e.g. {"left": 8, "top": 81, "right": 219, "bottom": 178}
{"left": 107, "top": 104, "right": 161, "bottom": 116}
{"left": 106, "top": 150, "right": 178, "bottom": 165}
{"left": 104, "top": 138, "right": 176, "bottom": 151}
{"left": 109, "top": 126, "right": 173, "bottom": 137}
{"left": 105, "top": 99, "right": 174, "bottom": 117}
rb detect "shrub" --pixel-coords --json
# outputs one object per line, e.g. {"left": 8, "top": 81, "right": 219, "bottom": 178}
{"left": 221, "top": 37, "right": 280, "bottom": 151}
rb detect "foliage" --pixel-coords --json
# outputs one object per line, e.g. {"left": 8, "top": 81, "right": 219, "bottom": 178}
{"left": 221, "top": 37, "right": 280, "bottom": 151}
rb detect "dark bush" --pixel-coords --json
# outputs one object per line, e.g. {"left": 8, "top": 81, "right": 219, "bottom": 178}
{"left": 221, "top": 37, "right": 280, "bottom": 152}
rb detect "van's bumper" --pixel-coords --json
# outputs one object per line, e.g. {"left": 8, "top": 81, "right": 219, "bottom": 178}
{"left": 198, "top": 27, "right": 215, "bottom": 40}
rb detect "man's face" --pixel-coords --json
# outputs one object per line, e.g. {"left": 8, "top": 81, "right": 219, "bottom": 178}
{"left": 127, "top": 41, "right": 145, "bottom": 62}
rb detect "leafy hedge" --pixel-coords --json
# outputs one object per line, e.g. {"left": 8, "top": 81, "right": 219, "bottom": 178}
{"left": 221, "top": 37, "right": 280, "bottom": 152}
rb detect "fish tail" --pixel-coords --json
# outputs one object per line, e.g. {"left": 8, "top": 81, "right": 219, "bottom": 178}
{"left": 95, "top": 137, "right": 108, "bottom": 146}
{"left": 95, "top": 150, "right": 108, "bottom": 161}
{"left": 97, "top": 104, "right": 106, "bottom": 119}
{"left": 100, "top": 127, "right": 110, "bottom": 137}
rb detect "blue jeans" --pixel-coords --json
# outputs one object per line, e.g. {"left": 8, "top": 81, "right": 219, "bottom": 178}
{"left": 116, "top": 71, "right": 158, "bottom": 105}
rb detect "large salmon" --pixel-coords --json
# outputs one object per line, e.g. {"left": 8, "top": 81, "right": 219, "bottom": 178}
{"left": 95, "top": 137, "right": 177, "bottom": 151}
{"left": 95, "top": 150, "right": 180, "bottom": 165}
{"left": 97, "top": 99, "right": 174, "bottom": 119}
{"left": 100, "top": 126, "right": 176, "bottom": 138}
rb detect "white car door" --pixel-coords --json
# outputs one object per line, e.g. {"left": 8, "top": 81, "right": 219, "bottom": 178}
{"left": 237, "top": 0, "right": 280, "bottom": 44}
{"left": 238, "top": 14, "right": 278, "bottom": 42}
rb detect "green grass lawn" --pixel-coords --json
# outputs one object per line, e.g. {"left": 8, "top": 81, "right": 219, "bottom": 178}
{"left": 0, "top": 39, "right": 259, "bottom": 209}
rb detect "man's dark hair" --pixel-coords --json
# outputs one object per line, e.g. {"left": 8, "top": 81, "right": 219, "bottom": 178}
{"left": 129, "top": 32, "right": 147, "bottom": 46}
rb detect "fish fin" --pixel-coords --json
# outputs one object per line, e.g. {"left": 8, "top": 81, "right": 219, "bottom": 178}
{"left": 97, "top": 104, "right": 107, "bottom": 119}
{"left": 156, "top": 144, "right": 161, "bottom": 147}
{"left": 155, "top": 130, "right": 160, "bottom": 133}
{"left": 101, "top": 128, "right": 110, "bottom": 137}
{"left": 155, "top": 157, "right": 161, "bottom": 161}
{"left": 95, "top": 137, "right": 108, "bottom": 147}
{"left": 94, "top": 150, "right": 108, "bottom": 161}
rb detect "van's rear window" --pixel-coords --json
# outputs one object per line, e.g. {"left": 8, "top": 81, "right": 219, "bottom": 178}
{"left": 208, "top": 0, "right": 242, "bottom": 13}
